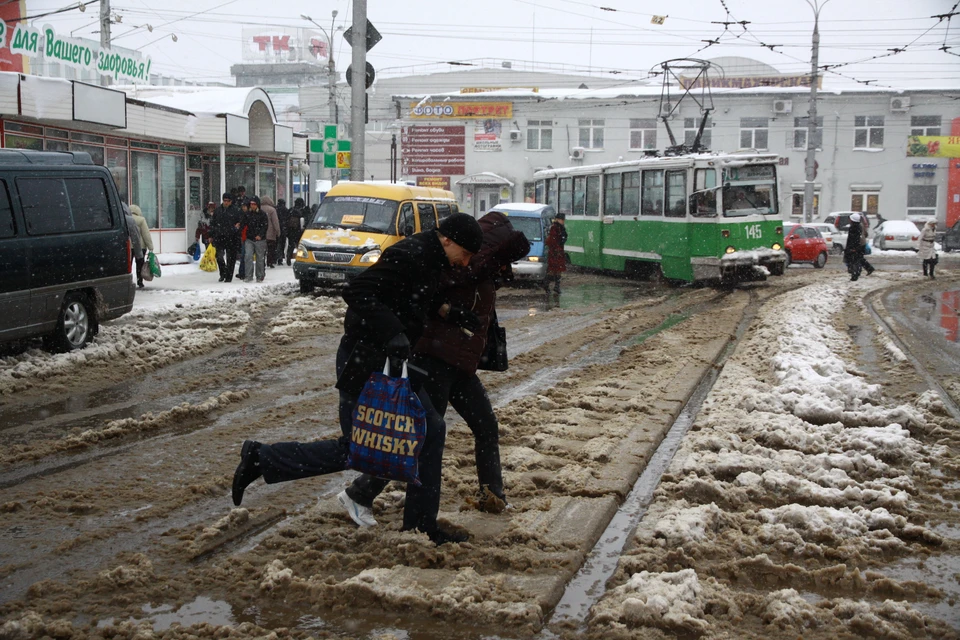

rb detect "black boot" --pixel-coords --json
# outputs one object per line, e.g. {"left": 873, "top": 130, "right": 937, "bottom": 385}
{"left": 232, "top": 440, "right": 262, "bottom": 506}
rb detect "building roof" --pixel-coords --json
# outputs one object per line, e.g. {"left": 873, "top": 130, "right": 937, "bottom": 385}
{"left": 111, "top": 86, "right": 279, "bottom": 123}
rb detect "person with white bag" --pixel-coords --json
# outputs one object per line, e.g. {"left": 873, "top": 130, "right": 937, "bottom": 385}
{"left": 129, "top": 204, "right": 153, "bottom": 289}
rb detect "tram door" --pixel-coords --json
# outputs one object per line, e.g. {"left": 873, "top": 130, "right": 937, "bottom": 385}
{"left": 581, "top": 175, "right": 603, "bottom": 267}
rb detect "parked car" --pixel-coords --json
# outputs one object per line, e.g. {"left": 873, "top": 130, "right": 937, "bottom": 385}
{"left": 0, "top": 149, "right": 136, "bottom": 352}
{"left": 784, "top": 224, "right": 829, "bottom": 268}
{"left": 488, "top": 202, "right": 556, "bottom": 284}
{"left": 821, "top": 211, "right": 882, "bottom": 239}
{"left": 943, "top": 220, "right": 960, "bottom": 253}
{"left": 808, "top": 222, "right": 842, "bottom": 252}
{"left": 872, "top": 220, "right": 920, "bottom": 251}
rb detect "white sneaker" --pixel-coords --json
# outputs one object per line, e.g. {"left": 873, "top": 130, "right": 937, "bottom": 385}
{"left": 337, "top": 490, "right": 377, "bottom": 527}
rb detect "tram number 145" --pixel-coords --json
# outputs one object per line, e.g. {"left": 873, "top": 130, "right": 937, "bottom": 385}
{"left": 745, "top": 224, "right": 763, "bottom": 239}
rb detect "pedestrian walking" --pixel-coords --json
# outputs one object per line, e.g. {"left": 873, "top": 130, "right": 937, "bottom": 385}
{"left": 544, "top": 212, "right": 568, "bottom": 294}
{"left": 844, "top": 212, "right": 875, "bottom": 281}
{"left": 196, "top": 203, "right": 214, "bottom": 247}
{"left": 211, "top": 193, "right": 241, "bottom": 282}
{"left": 261, "top": 196, "right": 281, "bottom": 269}
{"left": 275, "top": 199, "right": 290, "bottom": 265}
{"left": 241, "top": 196, "right": 269, "bottom": 283}
{"left": 129, "top": 204, "right": 153, "bottom": 289}
{"left": 285, "top": 197, "right": 306, "bottom": 265}
{"left": 231, "top": 213, "right": 484, "bottom": 545}
{"left": 339, "top": 210, "right": 530, "bottom": 525}
{"left": 123, "top": 204, "right": 143, "bottom": 283}
{"left": 919, "top": 220, "right": 938, "bottom": 279}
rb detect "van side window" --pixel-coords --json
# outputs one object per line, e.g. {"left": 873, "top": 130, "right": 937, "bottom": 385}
{"left": 18, "top": 178, "right": 72, "bottom": 235}
{"left": 397, "top": 202, "right": 415, "bottom": 235}
{"left": 0, "top": 181, "right": 15, "bottom": 238}
{"left": 66, "top": 178, "right": 113, "bottom": 232}
{"left": 435, "top": 203, "right": 451, "bottom": 221}
{"left": 417, "top": 203, "right": 437, "bottom": 232}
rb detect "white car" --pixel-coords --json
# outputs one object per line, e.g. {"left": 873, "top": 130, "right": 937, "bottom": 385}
{"left": 808, "top": 222, "right": 843, "bottom": 252}
{"left": 872, "top": 220, "right": 920, "bottom": 251}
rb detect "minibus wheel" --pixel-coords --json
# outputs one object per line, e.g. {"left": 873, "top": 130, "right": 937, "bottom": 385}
{"left": 46, "top": 293, "right": 96, "bottom": 353}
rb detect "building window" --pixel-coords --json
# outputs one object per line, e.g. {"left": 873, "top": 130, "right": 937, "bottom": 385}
{"left": 907, "top": 185, "right": 937, "bottom": 218}
{"left": 629, "top": 118, "right": 657, "bottom": 150}
{"left": 791, "top": 192, "right": 820, "bottom": 218}
{"left": 159, "top": 154, "right": 185, "bottom": 229}
{"left": 739, "top": 117, "right": 769, "bottom": 150}
{"left": 132, "top": 151, "right": 159, "bottom": 228}
{"left": 850, "top": 192, "right": 879, "bottom": 215}
{"left": 910, "top": 116, "right": 941, "bottom": 136}
{"left": 107, "top": 148, "right": 129, "bottom": 204}
{"left": 683, "top": 117, "right": 711, "bottom": 149}
{"left": 258, "top": 163, "right": 276, "bottom": 203}
{"left": 4, "top": 134, "right": 43, "bottom": 150}
{"left": 578, "top": 119, "right": 604, "bottom": 149}
{"left": 854, "top": 115, "right": 884, "bottom": 149}
{"left": 793, "top": 116, "right": 823, "bottom": 150}
{"left": 526, "top": 120, "right": 553, "bottom": 151}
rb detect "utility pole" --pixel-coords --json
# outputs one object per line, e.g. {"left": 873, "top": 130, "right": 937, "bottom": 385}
{"left": 803, "top": 0, "right": 829, "bottom": 223}
{"left": 349, "top": 0, "right": 367, "bottom": 182}
{"left": 99, "top": 0, "right": 111, "bottom": 86}
{"left": 328, "top": 11, "right": 338, "bottom": 129}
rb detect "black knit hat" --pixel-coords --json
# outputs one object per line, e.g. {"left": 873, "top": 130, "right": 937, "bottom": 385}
{"left": 438, "top": 213, "right": 483, "bottom": 253}
{"left": 222, "top": 192, "right": 233, "bottom": 200}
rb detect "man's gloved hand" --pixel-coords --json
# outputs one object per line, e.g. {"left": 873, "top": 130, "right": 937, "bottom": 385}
{"left": 447, "top": 305, "right": 482, "bottom": 333}
{"left": 384, "top": 333, "right": 411, "bottom": 360}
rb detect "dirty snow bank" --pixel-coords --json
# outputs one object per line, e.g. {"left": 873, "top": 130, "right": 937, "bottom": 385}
{"left": 589, "top": 281, "right": 957, "bottom": 639}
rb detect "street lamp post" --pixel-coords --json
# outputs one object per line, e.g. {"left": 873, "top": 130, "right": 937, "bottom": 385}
{"left": 302, "top": 11, "right": 339, "bottom": 186}
{"left": 803, "top": 0, "right": 830, "bottom": 224}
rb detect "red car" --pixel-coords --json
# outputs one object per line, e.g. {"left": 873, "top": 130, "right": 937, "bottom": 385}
{"left": 784, "top": 224, "right": 829, "bottom": 268}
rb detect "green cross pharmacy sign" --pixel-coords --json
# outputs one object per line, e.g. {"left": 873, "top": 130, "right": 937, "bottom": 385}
{"left": 309, "top": 125, "right": 351, "bottom": 170}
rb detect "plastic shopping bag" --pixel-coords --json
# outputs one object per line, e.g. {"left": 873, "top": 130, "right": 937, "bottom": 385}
{"left": 190, "top": 242, "right": 202, "bottom": 261}
{"left": 148, "top": 251, "right": 162, "bottom": 278}
{"left": 199, "top": 244, "right": 218, "bottom": 272}
{"left": 346, "top": 359, "right": 426, "bottom": 485}
{"left": 140, "top": 258, "right": 154, "bottom": 282}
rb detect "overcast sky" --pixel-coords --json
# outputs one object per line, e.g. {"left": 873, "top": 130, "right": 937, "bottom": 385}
{"left": 28, "top": 0, "right": 960, "bottom": 89}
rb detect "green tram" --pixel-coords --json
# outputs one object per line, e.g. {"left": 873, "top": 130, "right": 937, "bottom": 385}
{"left": 532, "top": 151, "right": 788, "bottom": 285}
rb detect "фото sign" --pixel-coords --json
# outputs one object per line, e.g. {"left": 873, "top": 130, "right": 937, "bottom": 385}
{"left": 408, "top": 101, "right": 513, "bottom": 120}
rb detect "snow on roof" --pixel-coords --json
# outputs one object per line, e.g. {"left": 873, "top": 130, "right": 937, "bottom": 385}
{"left": 490, "top": 202, "right": 552, "bottom": 212}
{"left": 113, "top": 85, "right": 277, "bottom": 122}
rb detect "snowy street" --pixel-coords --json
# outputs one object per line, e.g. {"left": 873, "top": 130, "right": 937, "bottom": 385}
{"left": 0, "top": 257, "right": 958, "bottom": 639}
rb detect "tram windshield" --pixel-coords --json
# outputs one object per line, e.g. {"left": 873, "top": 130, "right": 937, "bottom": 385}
{"left": 721, "top": 165, "right": 778, "bottom": 217}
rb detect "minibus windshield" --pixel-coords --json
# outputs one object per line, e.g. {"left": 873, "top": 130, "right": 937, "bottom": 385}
{"left": 505, "top": 216, "right": 545, "bottom": 242}
{"left": 309, "top": 196, "right": 399, "bottom": 233}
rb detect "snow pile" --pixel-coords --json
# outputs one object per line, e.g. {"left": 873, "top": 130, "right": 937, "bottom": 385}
{"left": 591, "top": 281, "right": 949, "bottom": 637}
{"left": 260, "top": 559, "right": 294, "bottom": 591}
{"left": 590, "top": 569, "right": 710, "bottom": 633}
{"left": 264, "top": 295, "right": 346, "bottom": 343}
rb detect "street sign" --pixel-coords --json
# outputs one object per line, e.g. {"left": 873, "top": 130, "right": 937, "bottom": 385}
{"left": 336, "top": 150, "right": 351, "bottom": 169}
{"left": 346, "top": 62, "right": 376, "bottom": 89}
{"left": 342, "top": 20, "right": 382, "bottom": 52}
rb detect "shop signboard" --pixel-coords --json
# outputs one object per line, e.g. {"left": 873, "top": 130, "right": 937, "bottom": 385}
{"left": 473, "top": 120, "right": 502, "bottom": 152}
{"left": 416, "top": 176, "right": 451, "bottom": 190}
{"left": 401, "top": 125, "right": 466, "bottom": 177}
{"left": 906, "top": 136, "right": 960, "bottom": 158}
{"left": 407, "top": 101, "right": 512, "bottom": 120}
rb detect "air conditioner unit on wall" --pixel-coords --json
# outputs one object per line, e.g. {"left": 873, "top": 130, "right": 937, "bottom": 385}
{"left": 509, "top": 130, "right": 522, "bottom": 142}
{"left": 890, "top": 97, "right": 910, "bottom": 112}
{"left": 773, "top": 99, "right": 792, "bottom": 114}
{"left": 571, "top": 147, "right": 586, "bottom": 160}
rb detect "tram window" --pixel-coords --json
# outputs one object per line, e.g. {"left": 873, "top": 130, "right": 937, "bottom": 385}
{"left": 573, "top": 176, "right": 586, "bottom": 216}
{"left": 665, "top": 170, "right": 687, "bottom": 217}
{"left": 604, "top": 174, "right": 622, "bottom": 215}
{"left": 641, "top": 170, "right": 664, "bottom": 216}
{"left": 559, "top": 178, "right": 573, "bottom": 214}
{"left": 622, "top": 171, "right": 640, "bottom": 216}
{"left": 586, "top": 175, "right": 600, "bottom": 216}
{"left": 691, "top": 168, "right": 717, "bottom": 217}
{"left": 547, "top": 179, "right": 558, "bottom": 206}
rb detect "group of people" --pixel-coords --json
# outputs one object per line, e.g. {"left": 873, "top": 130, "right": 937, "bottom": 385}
{"left": 231, "top": 211, "right": 531, "bottom": 544}
{"left": 843, "top": 213, "right": 940, "bottom": 281}
{"left": 201, "top": 186, "right": 309, "bottom": 283}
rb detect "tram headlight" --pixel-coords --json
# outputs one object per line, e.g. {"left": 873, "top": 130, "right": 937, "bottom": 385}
{"left": 771, "top": 242, "right": 782, "bottom": 251}
{"left": 725, "top": 246, "right": 736, "bottom": 254}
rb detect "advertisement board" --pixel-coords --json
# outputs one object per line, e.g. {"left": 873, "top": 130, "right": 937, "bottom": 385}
{"left": 401, "top": 125, "right": 466, "bottom": 176}
{"left": 408, "top": 101, "right": 513, "bottom": 120}
{"left": 241, "top": 28, "right": 328, "bottom": 64}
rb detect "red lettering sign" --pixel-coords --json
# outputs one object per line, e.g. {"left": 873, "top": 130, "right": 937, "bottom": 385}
{"left": 272, "top": 35, "right": 290, "bottom": 51}
{"left": 310, "top": 39, "right": 328, "bottom": 58}
{"left": 252, "top": 35, "right": 271, "bottom": 51}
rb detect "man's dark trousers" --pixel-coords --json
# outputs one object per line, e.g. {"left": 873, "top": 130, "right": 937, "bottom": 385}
{"left": 256, "top": 337, "right": 447, "bottom": 534}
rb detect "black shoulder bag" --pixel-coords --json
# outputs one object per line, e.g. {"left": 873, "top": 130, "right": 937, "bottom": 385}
{"left": 478, "top": 312, "right": 509, "bottom": 372}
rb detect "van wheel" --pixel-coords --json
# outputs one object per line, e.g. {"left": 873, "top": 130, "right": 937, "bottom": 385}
{"left": 813, "top": 252, "right": 827, "bottom": 269}
{"left": 46, "top": 293, "right": 96, "bottom": 353}
{"left": 299, "top": 279, "right": 314, "bottom": 294}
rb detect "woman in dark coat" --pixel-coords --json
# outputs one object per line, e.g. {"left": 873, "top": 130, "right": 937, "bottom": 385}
{"left": 844, "top": 212, "right": 874, "bottom": 281}
{"left": 340, "top": 211, "right": 530, "bottom": 521}
{"left": 544, "top": 213, "right": 568, "bottom": 294}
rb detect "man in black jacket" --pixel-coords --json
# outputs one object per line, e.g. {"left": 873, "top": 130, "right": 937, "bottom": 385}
{"left": 210, "top": 192, "right": 240, "bottom": 282}
{"left": 241, "top": 195, "right": 269, "bottom": 283}
{"left": 231, "top": 213, "right": 484, "bottom": 545}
